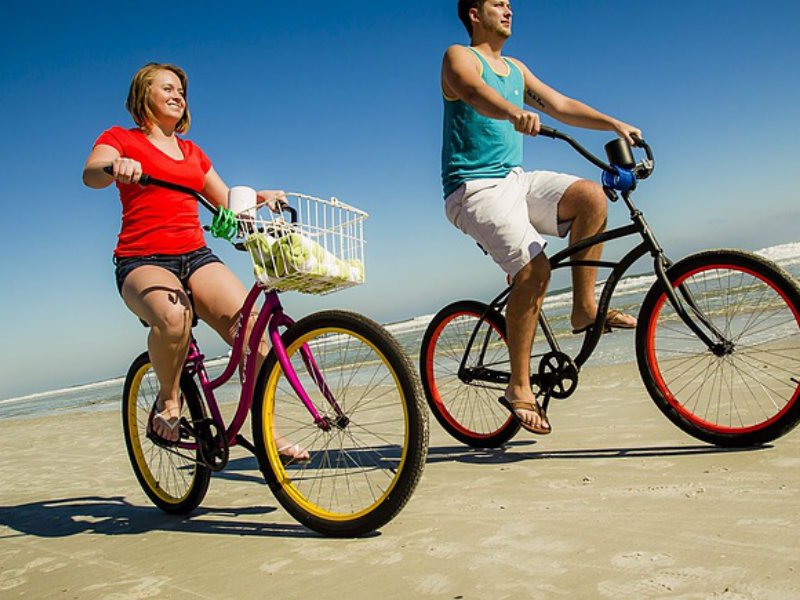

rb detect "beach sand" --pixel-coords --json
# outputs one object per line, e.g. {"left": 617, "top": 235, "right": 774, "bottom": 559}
{"left": 1, "top": 360, "right": 798, "bottom": 599}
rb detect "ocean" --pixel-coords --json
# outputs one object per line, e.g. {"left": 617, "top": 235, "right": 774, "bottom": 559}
{"left": 2, "top": 242, "right": 799, "bottom": 421}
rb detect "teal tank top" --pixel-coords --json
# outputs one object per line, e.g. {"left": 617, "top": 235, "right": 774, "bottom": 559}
{"left": 441, "top": 47, "right": 524, "bottom": 198}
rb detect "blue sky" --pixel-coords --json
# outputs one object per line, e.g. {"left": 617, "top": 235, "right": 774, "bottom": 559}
{"left": 1, "top": 1, "right": 798, "bottom": 399}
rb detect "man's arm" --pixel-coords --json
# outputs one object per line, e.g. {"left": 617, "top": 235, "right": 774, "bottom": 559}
{"left": 508, "top": 57, "right": 641, "bottom": 144}
{"left": 442, "top": 45, "right": 541, "bottom": 135}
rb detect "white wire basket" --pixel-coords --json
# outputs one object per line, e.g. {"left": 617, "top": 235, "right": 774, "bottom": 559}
{"left": 236, "top": 193, "right": 368, "bottom": 295}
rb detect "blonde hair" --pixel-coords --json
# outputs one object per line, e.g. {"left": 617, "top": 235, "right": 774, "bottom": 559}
{"left": 125, "top": 63, "right": 191, "bottom": 133}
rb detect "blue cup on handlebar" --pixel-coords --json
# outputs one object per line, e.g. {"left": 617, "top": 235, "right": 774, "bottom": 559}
{"left": 602, "top": 166, "right": 637, "bottom": 192}
{"left": 602, "top": 138, "right": 637, "bottom": 192}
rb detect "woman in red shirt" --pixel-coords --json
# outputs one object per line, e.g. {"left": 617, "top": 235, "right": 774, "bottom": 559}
{"left": 82, "top": 63, "right": 306, "bottom": 460}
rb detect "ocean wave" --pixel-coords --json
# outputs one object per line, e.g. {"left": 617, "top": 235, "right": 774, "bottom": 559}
{"left": 0, "top": 377, "right": 126, "bottom": 406}
{"left": 755, "top": 242, "right": 800, "bottom": 266}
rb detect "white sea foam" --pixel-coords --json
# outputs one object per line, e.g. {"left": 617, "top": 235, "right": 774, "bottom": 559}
{"left": 384, "top": 314, "right": 435, "bottom": 335}
{"left": 755, "top": 242, "right": 800, "bottom": 266}
{"left": 0, "top": 377, "right": 126, "bottom": 406}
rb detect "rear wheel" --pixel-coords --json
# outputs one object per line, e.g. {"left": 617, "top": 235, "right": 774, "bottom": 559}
{"left": 252, "top": 310, "right": 428, "bottom": 537}
{"left": 420, "top": 301, "right": 520, "bottom": 448}
{"left": 636, "top": 250, "right": 800, "bottom": 446}
{"left": 122, "top": 352, "right": 211, "bottom": 513}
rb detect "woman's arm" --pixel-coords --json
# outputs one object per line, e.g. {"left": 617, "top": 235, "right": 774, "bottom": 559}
{"left": 82, "top": 144, "right": 144, "bottom": 188}
{"left": 202, "top": 167, "right": 286, "bottom": 211}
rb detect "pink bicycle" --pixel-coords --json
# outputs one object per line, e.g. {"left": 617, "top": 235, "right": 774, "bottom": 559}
{"left": 118, "top": 172, "right": 428, "bottom": 537}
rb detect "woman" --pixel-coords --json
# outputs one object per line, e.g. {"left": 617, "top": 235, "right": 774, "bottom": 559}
{"left": 83, "top": 63, "right": 308, "bottom": 461}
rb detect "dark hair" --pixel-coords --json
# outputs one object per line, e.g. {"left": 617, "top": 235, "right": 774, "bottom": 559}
{"left": 458, "top": 0, "right": 483, "bottom": 37}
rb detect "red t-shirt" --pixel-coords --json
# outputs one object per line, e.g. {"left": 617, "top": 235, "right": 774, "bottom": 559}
{"left": 94, "top": 126, "right": 213, "bottom": 256}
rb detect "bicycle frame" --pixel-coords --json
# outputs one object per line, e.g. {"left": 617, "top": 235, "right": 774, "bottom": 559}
{"left": 180, "top": 283, "right": 346, "bottom": 454}
{"left": 459, "top": 133, "right": 733, "bottom": 393}
{"left": 462, "top": 193, "right": 656, "bottom": 388}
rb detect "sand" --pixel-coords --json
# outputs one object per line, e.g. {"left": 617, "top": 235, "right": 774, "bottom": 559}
{"left": 1, "top": 360, "right": 798, "bottom": 599}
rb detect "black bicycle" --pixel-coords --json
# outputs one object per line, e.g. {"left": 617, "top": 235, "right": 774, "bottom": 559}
{"left": 420, "top": 127, "right": 800, "bottom": 448}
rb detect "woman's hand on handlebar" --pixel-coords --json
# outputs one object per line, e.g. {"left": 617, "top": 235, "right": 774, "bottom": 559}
{"left": 109, "top": 157, "right": 144, "bottom": 184}
{"left": 257, "top": 189, "right": 288, "bottom": 213}
{"left": 611, "top": 119, "right": 643, "bottom": 147}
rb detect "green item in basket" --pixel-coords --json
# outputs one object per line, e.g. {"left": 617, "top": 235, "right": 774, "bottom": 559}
{"left": 243, "top": 232, "right": 364, "bottom": 288}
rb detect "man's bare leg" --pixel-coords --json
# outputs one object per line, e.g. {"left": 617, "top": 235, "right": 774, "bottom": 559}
{"left": 558, "top": 180, "right": 636, "bottom": 331}
{"left": 504, "top": 252, "right": 551, "bottom": 432}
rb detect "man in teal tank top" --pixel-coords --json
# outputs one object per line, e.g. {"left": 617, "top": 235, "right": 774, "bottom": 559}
{"left": 441, "top": 0, "right": 641, "bottom": 435}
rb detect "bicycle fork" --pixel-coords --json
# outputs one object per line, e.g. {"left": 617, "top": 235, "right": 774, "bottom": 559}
{"left": 264, "top": 296, "right": 347, "bottom": 432}
{"left": 627, "top": 191, "right": 732, "bottom": 354}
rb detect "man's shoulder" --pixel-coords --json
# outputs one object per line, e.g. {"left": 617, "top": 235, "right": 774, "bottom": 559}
{"left": 505, "top": 56, "right": 527, "bottom": 70}
{"left": 444, "top": 43, "right": 470, "bottom": 58}
{"left": 443, "top": 44, "right": 482, "bottom": 70}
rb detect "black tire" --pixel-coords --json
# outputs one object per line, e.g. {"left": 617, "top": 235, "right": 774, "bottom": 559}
{"left": 251, "top": 310, "right": 428, "bottom": 537}
{"left": 122, "top": 352, "right": 211, "bottom": 514}
{"left": 420, "top": 300, "right": 520, "bottom": 448}
{"left": 636, "top": 249, "right": 800, "bottom": 446}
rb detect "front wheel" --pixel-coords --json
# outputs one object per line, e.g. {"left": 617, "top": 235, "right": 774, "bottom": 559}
{"left": 636, "top": 250, "right": 800, "bottom": 446}
{"left": 420, "top": 300, "right": 520, "bottom": 448}
{"left": 252, "top": 310, "right": 428, "bottom": 537}
{"left": 122, "top": 352, "right": 211, "bottom": 514}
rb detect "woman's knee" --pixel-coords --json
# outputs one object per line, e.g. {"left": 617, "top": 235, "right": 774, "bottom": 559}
{"left": 149, "top": 294, "right": 193, "bottom": 340}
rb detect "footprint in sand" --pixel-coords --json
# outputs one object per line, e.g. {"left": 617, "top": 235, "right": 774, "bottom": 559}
{"left": 611, "top": 550, "right": 675, "bottom": 570}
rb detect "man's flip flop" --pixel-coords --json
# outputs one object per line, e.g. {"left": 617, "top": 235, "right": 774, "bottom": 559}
{"left": 146, "top": 398, "right": 184, "bottom": 448}
{"left": 572, "top": 309, "right": 636, "bottom": 335}
{"left": 498, "top": 396, "right": 551, "bottom": 435}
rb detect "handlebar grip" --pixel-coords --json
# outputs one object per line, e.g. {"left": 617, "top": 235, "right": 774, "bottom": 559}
{"left": 284, "top": 204, "right": 298, "bottom": 224}
{"left": 101, "top": 164, "right": 150, "bottom": 185}
{"left": 538, "top": 125, "right": 557, "bottom": 138}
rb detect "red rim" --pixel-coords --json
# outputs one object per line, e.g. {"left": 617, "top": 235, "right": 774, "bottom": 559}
{"left": 646, "top": 263, "right": 800, "bottom": 434}
{"left": 424, "top": 310, "right": 514, "bottom": 439}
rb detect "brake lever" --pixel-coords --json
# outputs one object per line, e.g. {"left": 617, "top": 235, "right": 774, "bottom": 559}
{"left": 634, "top": 158, "right": 654, "bottom": 180}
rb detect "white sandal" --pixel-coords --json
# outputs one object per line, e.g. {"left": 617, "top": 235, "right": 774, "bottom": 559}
{"left": 278, "top": 443, "right": 311, "bottom": 465}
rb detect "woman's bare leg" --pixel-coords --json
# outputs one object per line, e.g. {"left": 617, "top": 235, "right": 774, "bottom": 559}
{"left": 188, "top": 263, "right": 310, "bottom": 461}
{"left": 121, "top": 266, "right": 193, "bottom": 441}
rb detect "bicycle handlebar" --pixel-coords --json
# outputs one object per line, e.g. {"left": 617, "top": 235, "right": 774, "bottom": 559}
{"left": 536, "top": 125, "right": 655, "bottom": 187}
{"left": 101, "top": 165, "right": 298, "bottom": 225}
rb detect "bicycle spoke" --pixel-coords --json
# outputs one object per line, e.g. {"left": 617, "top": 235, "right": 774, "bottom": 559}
{"left": 643, "top": 254, "right": 800, "bottom": 441}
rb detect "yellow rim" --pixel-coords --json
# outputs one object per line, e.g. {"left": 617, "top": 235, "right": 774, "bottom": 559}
{"left": 262, "top": 327, "right": 409, "bottom": 521}
{"left": 127, "top": 362, "right": 194, "bottom": 505}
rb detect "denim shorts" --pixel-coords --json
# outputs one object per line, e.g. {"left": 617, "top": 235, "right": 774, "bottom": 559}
{"left": 114, "top": 246, "right": 223, "bottom": 295}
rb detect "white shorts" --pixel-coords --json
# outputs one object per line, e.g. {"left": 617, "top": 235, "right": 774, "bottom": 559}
{"left": 445, "top": 167, "right": 580, "bottom": 277}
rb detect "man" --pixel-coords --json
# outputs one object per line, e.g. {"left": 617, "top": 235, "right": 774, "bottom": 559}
{"left": 441, "top": 0, "right": 641, "bottom": 434}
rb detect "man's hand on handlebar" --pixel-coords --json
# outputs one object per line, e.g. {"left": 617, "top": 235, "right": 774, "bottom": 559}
{"left": 510, "top": 110, "right": 542, "bottom": 136}
{"left": 611, "top": 120, "right": 643, "bottom": 147}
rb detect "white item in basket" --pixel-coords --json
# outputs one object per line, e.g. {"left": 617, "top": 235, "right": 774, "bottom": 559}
{"left": 229, "top": 186, "right": 257, "bottom": 219}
